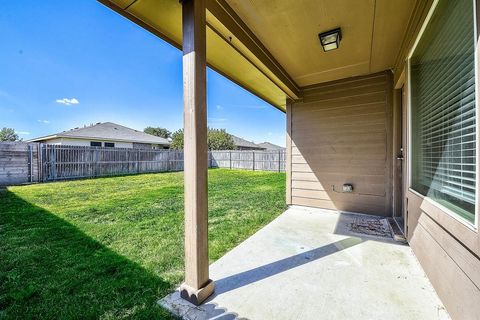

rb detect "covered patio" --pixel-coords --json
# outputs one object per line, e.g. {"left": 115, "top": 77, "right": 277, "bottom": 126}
{"left": 160, "top": 206, "right": 447, "bottom": 319}
{"left": 100, "top": 0, "right": 480, "bottom": 319}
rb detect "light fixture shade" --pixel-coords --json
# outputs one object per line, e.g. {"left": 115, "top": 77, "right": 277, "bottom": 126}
{"left": 319, "top": 28, "right": 342, "bottom": 52}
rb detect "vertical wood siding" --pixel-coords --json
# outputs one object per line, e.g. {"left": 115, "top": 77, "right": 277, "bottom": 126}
{"left": 290, "top": 71, "right": 393, "bottom": 216}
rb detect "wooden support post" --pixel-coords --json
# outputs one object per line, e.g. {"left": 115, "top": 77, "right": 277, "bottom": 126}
{"left": 179, "top": 0, "right": 214, "bottom": 306}
{"left": 286, "top": 99, "right": 293, "bottom": 205}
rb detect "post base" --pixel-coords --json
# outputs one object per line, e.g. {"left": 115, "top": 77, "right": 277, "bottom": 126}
{"left": 180, "top": 279, "right": 215, "bottom": 306}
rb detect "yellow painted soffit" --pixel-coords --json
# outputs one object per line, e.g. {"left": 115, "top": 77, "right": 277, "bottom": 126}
{"left": 99, "top": 0, "right": 288, "bottom": 111}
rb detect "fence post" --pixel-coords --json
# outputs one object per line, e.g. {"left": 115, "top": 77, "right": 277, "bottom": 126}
{"left": 229, "top": 151, "right": 232, "bottom": 169}
{"left": 252, "top": 151, "right": 255, "bottom": 171}
{"left": 27, "top": 144, "right": 32, "bottom": 182}
{"left": 137, "top": 150, "right": 140, "bottom": 173}
{"left": 38, "top": 143, "right": 43, "bottom": 182}
{"left": 278, "top": 150, "right": 281, "bottom": 172}
{"left": 30, "top": 144, "right": 34, "bottom": 182}
{"left": 52, "top": 145, "right": 57, "bottom": 180}
{"left": 44, "top": 144, "right": 48, "bottom": 181}
{"left": 167, "top": 150, "right": 170, "bottom": 172}
{"left": 37, "top": 143, "right": 42, "bottom": 182}
{"left": 94, "top": 148, "right": 98, "bottom": 177}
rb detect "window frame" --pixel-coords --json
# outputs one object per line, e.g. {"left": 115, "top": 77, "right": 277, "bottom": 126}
{"left": 90, "top": 141, "right": 102, "bottom": 147}
{"left": 407, "top": 0, "right": 479, "bottom": 229}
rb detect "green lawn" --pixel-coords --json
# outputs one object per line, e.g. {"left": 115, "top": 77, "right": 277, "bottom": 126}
{"left": 0, "top": 169, "right": 286, "bottom": 319}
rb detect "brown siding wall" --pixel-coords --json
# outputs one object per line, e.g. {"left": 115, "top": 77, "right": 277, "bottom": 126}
{"left": 289, "top": 71, "right": 393, "bottom": 216}
{"left": 406, "top": 191, "right": 480, "bottom": 320}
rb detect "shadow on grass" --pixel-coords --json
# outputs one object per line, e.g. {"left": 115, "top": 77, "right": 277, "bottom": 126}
{"left": 0, "top": 190, "right": 175, "bottom": 319}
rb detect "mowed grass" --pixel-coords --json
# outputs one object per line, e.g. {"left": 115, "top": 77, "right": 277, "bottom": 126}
{"left": 0, "top": 169, "right": 286, "bottom": 319}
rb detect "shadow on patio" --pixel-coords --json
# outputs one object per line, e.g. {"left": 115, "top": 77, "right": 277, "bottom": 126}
{"left": 161, "top": 206, "right": 448, "bottom": 320}
{"left": 213, "top": 237, "right": 363, "bottom": 295}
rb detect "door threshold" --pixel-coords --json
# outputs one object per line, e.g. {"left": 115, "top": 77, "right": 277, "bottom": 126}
{"left": 387, "top": 217, "right": 407, "bottom": 243}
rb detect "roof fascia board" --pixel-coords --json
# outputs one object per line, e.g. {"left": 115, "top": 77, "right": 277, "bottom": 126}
{"left": 98, "top": 0, "right": 182, "bottom": 50}
{"left": 98, "top": 0, "right": 295, "bottom": 108}
{"left": 206, "top": 61, "right": 286, "bottom": 112}
{"left": 28, "top": 135, "right": 59, "bottom": 142}
{"left": 207, "top": 0, "right": 300, "bottom": 99}
{"left": 392, "top": 0, "right": 435, "bottom": 87}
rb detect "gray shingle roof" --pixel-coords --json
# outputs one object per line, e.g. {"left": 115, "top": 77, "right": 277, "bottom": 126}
{"left": 257, "top": 142, "right": 285, "bottom": 150}
{"left": 29, "top": 122, "right": 170, "bottom": 145}
{"left": 230, "top": 135, "right": 265, "bottom": 149}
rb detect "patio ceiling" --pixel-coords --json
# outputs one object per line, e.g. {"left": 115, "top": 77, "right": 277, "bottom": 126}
{"left": 226, "top": 0, "right": 416, "bottom": 87}
{"left": 100, "top": 0, "right": 416, "bottom": 110}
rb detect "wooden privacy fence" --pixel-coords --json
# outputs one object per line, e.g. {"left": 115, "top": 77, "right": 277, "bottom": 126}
{"left": 0, "top": 142, "right": 41, "bottom": 185}
{"left": 41, "top": 145, "right": 185, "bottom": 181}
{"left": 0, "top": 143, "right": 285, "bottom": 185}
{"left": 210, "top": 150, "right": 286, "bottom": 172}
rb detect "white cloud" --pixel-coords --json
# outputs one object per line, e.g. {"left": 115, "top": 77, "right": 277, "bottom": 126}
{"left": 216, "top": 105, "right": 223, "bottom": 110}
{"left": 56, "top": 98, "right": 79, "bottom": 106}
{"left": 17, "top": 131, "right": 30, "bottom": 135}
{"left": 37, "top": 119, "right": 50, "bottom": 124}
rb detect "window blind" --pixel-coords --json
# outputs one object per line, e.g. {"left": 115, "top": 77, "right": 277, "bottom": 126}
{"left": 410, "top": 0, "right": 476, "bottom": 223}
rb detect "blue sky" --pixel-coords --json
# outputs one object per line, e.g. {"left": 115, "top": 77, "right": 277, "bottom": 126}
{"left": 0, "top": 1, "right": 285, "bottom": 146}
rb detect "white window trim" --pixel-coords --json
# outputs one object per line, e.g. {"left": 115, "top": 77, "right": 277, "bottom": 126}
{"left": 406, "top": 0, "right": 479, "bottom": 230}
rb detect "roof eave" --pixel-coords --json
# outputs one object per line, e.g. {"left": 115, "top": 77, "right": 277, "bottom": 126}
{"left": 27, "top": 135, "right": 59, "bottom": 142}
{"left": 98, "top": 0, "right": 299, "bottom": 111}
{"left": 29, "top": 135, "right": 170, "bottom": 145}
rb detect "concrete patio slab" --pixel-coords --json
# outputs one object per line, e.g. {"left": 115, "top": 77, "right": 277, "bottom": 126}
{"left": 160, "top": 206, "right": 449, "bottom": 320}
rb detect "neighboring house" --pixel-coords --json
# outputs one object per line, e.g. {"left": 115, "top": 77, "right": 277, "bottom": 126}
{"left": 103, "top": 0, "right": 479, "bottom": 318}
{"left": 257, "top": 142, "right": 285, "bottom": 151}
{"left": 230, "top": 135, "right": 266, "bottom": 151}
{"left": 29, "top": 122, "right": 170, "bottom": 149}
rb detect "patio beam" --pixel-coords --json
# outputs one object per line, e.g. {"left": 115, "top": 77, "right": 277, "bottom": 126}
{"left": 206, "top": 0, "right": 300, "bottom": 100}
{"left": 179, "top": 0, "right": 214, "bottom": 306}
